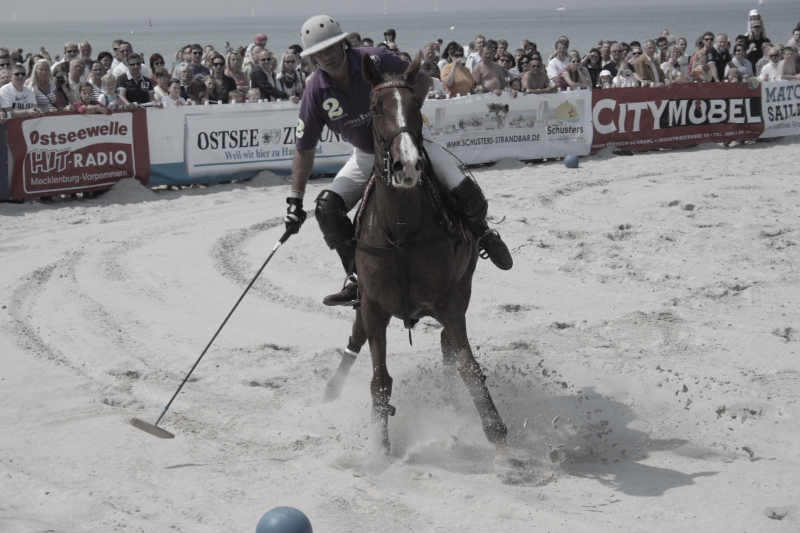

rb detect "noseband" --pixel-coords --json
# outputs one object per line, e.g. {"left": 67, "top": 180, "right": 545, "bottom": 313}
{"left": 371, "top": 81, "right": 423, "bottom": 186}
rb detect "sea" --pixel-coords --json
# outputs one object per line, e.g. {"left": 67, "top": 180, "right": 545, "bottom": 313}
{"left": 1, "top": 2, "right": 798, "bottom": 64}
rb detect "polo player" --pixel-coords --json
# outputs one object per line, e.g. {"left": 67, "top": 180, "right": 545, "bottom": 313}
{"left": 284, "top": 15, "right": 513, "bottom": 306}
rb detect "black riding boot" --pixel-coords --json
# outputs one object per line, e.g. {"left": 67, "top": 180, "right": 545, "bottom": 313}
{"left": 449, "top": 179, "right": 513, "bottom": 270}
{"left": 316, "top": 190, "right": 360, "bottom": 306}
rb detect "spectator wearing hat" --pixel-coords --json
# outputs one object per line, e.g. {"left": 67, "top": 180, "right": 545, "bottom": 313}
{"left": 384, "top": 29, "right": 396, "bottom": 45}
{"left": 245, "top": 33, "right": 269, "bottom": 63}
{"left": 597, "top": 70, "right": 614, "bottom": 89}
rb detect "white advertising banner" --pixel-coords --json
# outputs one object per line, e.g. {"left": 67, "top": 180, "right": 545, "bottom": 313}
{"left": 183, "top": 106, "right": 351, "bottom": 178}
{"left": 421, "top": 91, "right": 593, "bottom": 163}
{"left": 760, "top": 80, "right": 800, "bottom": 138}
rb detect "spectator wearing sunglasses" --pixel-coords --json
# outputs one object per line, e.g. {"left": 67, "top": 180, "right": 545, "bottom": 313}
{"left": 497, "top": 53, "right": 516, "bottom": 79}
{"left": 759, "top": 45, "right": 782, "bottom": 81}
{"left": 0, "top": 54, "right": 11, "bottom": 73}
{"left": 521, "top": 57, "right": 556, "bottom": 93}
{"left": 276, "top": 52, "right": 305, "bottom": 99}
{"left": 746, "top": 20, "right": 768, "bottom": 64}
{"left": 188, "top": 44, "right": 210, "bottom": 79}
{"left": 117, "top": 53, "right": 156, "bottom": 108}
{"left": 754, "top": 42, "right": 774, "bottom": 76}
{"left": 437, "top": 41, "right": 460, "bottom": 70}
{"left": 604, "top": 43, "right": 625, "bottom": 77}
{"left": 0, "top": 64, "right": 42, "bottom": 118}
{"left": 507, "top": 54, "right": 526, "bottom": 77}
{"left": 725, "top": 45, "right": 754, "bottom": 80}
{"left": 112, "top": 42, "right": 153, "bottom": 80}
{"left": 207, "top": 52, "right": 237, "bottom": 103}
{"left": 251, "top": 50, "right": 298, "bottom": 102}
{"left": 440, "top": 41, "right": 474, "bottom": 96}
{"left": 149, "top": 53, "right": 166, "bottom": 85}
{"left": 50, "top": 41, "right": 80, "bottom": 75}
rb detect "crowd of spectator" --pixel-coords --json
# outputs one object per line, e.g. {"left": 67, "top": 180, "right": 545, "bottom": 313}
{"left": 1, "top": 9, "right": 800, "bottom": 122}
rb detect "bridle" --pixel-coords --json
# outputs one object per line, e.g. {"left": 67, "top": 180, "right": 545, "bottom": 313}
{"left": 370, "top": 80, "right": 424, "bottom": 186}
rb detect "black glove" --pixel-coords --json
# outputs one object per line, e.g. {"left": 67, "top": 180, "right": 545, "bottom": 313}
{"left": 285, "top": 197, "right": 307, "bottom": 234}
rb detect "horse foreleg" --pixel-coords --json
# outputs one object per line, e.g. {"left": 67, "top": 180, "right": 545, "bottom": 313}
{"left": 323, "top": 308, "right": 368, "bottom": 402}
{"left": 441, "top": 315, "right": 507, "bottom": 446}
{"left": 361, "top": 301, "right": 393, "bottom": 454}
{"left": 440, "top": 329, "right": 459, "bottom": 404}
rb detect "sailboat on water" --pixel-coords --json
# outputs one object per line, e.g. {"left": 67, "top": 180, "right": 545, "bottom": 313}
{"left": 384, "top": 2, "right": 388, "bottom": 15}
{"left": 556, "top": 3, "right": 566, "bottom": 11}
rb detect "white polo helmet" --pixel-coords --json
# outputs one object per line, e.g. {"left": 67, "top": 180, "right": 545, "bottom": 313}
{"left": 299, "top": 15, "right": 348, "bottom": 57}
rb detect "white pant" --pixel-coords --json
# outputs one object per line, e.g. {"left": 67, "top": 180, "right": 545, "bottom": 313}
{"left": 329, "top": 137, "right": 466, "bottom": 211}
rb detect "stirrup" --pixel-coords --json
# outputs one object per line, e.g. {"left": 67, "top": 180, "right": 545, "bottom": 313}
{"left": 476, "top": 228, "right": 513, "bottom": 270}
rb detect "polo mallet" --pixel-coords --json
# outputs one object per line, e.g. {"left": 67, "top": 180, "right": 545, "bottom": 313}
{"left": 131, "top": 228, "right": 293, "bottom": 439}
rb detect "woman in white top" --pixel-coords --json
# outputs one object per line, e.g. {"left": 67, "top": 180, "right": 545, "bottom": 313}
{"left": 661, "top": 46, "right": 687, "bottom": 84}
{"left": 275, "top": 52, "right": 305, "bottom": 98}
{"left": 26, "top": 59, "right": 66, "bottom": 112}
{"left": 546, "top": 40, "right": 569, "bottom": 82}
{"left": 612, "top": 61, "right": 639, "bottom": 87}
{"left": 725, "top": 44, "right": 755, "bottom": 79}
{"left": 153, "top": 67, "right": 170, "bottom": 103}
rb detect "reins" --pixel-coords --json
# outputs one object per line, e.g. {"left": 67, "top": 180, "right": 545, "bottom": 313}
{"left": 356, "top": 79, "right": 449, "bottom": 343}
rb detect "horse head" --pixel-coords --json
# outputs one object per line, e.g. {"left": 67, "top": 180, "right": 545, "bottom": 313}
{"left": 363, "top": 51, "right": 425, "bottom": 189}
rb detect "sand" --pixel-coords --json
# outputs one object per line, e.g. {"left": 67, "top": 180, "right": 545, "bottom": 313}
{"left": 1, "top": 137, "right": 799, "bottom": 532}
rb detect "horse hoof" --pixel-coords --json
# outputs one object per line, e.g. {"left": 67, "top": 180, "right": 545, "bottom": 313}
{"left": 387, "top": 404, "right": 396, "bottom": 416}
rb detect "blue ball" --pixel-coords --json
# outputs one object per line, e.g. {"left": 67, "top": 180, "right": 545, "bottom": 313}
{"left": 256, "top": 507, "right": 312, "bottom": 533}
{"left": 564, "top": 154, "right": 580, "bottom": 168}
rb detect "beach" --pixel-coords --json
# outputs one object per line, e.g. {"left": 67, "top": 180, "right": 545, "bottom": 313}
{"left": 1, "top": 137, "right": 799, "bottom": 532}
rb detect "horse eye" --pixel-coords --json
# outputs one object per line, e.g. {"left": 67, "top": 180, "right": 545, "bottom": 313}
{"left": 370, "top": 105, "right": 381, "bottom": 115}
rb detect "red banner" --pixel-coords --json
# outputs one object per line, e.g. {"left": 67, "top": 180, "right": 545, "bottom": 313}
{"left": 7, "top": 109, "right": 150, "bottom": 199}
{"left": 591, "top": 83, "right": 765, "bottom": 153}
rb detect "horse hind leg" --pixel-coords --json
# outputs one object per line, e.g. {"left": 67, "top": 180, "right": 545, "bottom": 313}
{"left": 324, "top": 308, "right": 368, "bottom": 402}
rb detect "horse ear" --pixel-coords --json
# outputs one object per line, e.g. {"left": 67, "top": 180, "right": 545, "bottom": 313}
{"left": 405, "top": 51, "right": 423, "bottom": 85}
{"left": 362, "top": 53, "right": 382, "bottom": 86}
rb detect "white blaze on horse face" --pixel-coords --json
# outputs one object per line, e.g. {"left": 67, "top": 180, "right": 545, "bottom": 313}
{"left": 392, "top": 90, "right": 421, "bottom": 188}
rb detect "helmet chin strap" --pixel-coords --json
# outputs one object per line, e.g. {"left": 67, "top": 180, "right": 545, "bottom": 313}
{"left": 314, "top": 42, "right": 348, "bottom": 73}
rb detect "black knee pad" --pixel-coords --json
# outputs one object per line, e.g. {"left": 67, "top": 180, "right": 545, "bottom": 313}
{"left": 315, "top": 190, "right": 355, "bottom": 250}
{"left": 450, "top": 179, "right": 488, "bottom": 222}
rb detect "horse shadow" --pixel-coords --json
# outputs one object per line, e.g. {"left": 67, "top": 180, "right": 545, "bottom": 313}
{"left": 373, "top": 356, "right": 720, "bottom": 491}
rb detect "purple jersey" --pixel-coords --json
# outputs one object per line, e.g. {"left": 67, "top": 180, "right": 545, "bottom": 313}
{"left": 295, "top": 47, "right": 414, "bottom": 154}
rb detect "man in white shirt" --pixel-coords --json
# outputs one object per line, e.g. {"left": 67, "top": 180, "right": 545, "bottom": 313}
{"left": 51, "top": 41, "right": 80, "bottom": 74}
{"left": 465, "top": 35, "right": 486, "bottom": 71}
{"left": 0, "top": 64, "right": 43, "bottom": 118}
{"left": 68, "top": 58, "right": 86, "bottom": 92}
{"left": 759, "top": 46, "right": 782, "bottom": 81}
{"left": 112, "top": 42, "right": 151, "bottom": 79}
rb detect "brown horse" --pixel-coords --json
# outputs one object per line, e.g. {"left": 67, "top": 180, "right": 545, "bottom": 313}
{"left": 325, "top": 52, "right": 517, "bottom": 474}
